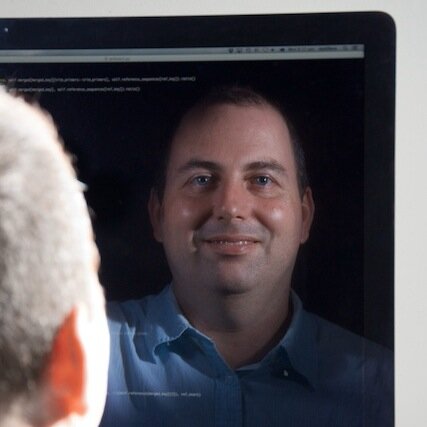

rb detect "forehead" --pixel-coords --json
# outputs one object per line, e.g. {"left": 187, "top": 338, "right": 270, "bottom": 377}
{"left": 167, "top": 103, "right": 295, "bottom": 169}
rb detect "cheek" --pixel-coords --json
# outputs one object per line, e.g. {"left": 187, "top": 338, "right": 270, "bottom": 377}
{"left": 179, "top": 205, "right": 196, "bottom": 220}
{"left": 162, "top": 199, "right": 208, "bottom": 257}
{"left": 266, "top": 207, "right": 287, "bottom": 235}
{"left": 262, "top": 203, "right": 302, "bottom": 238}
{"left": 163, "top": 198, "right": 206, "bottom": 234}
{"left": 270, "top": 206, "right": 285, "bottom": 222}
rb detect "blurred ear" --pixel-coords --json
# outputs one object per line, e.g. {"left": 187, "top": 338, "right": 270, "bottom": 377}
{"left": 300, "top": 186, "right": 315, "bottom": 244}
{"left": 41, "top": 307, "right": 86, "bottom": 424}
{"left": 148, "top": 188, "right": 163, "bottom": 243}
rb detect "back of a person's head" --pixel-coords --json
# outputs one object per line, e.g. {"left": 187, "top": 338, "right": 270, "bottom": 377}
{"left": 0, "top": 89, "right": 109, "bottom": 427}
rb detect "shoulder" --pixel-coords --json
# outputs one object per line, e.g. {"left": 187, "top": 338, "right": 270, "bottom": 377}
{"left": 309, "top": 312, "right": 392, "bottom": 360}
{"left": 106, "top": 291, "right": 167, "bottom": 353}
{"left": 300, "top": 312, "right": 393, "bottom": 425}
{"left": 307, "top": 311, "right": 393, "bottom": 392}
{"left": 107, "top": 290, "right": 166, "bottom": 330}
{"left": 106, "top": 291, "right": 171, "bottom": 365}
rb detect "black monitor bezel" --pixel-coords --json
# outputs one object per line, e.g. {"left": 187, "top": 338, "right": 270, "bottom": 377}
{"left": 0, "top": 12, "right": 395, "bottom": 348}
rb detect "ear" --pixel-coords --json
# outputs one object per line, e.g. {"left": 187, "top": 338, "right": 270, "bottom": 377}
{"left": 41, "top": 307, "right": 86, "bottom": 424}
{"left": 300, "top": 186, "right": 315, "bottom": 244}
{"left": 148, "top": 188, "right": 164, "bottom": 243}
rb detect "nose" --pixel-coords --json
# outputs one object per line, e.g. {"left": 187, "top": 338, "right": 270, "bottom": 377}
{"left": 212, "top": 178, "right": 250, "bottom": 221}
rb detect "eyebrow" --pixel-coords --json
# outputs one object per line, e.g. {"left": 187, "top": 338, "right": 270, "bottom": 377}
{"left": 244, "top": 160, "right": 287, "bottom": 176}
{"left": 176, "top": 158, "right": 287, "bottom": 176}
{"left": 177, "top": 159, "right": 222, "bottom": 174}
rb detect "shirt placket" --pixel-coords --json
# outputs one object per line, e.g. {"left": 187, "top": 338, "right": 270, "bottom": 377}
{"left": 199, "top": 340, "right": 243, "bottom": 427}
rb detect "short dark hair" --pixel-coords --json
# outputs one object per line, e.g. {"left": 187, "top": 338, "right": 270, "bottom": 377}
{"left": 153, "top": 85, "right": 309, "bottom": 200}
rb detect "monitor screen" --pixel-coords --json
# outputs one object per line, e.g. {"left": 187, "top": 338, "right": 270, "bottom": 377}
{"left": 0, "top": 13, "right": 395, "bottom": 350}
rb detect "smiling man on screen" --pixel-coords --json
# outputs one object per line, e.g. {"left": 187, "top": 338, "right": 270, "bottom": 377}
{"left": 102, "top": 86, "right": 393, "bottom": 427}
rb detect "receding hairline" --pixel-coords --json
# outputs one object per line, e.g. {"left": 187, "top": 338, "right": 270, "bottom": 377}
{"left": 168, "top": 100, "right": 305, "bottom": 194}
{"left": 169, "top": 101, "right": 294, "bottom": 165}
{"left": 153, "top": 86, "right": 310, "bottom": 200}
{"left": 178, "top": 98, "right": 290, "bottom": 132}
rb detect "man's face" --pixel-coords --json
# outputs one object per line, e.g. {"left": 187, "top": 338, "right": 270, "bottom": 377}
{"left": 150, "top": 103, "right": 314, "bottom": 299}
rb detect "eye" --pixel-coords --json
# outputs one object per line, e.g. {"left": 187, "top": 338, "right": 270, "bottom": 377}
{"left": 192, "top": 175, "right": 212, "bottom": 186}
{"left": 253, "top": 175, "right": 272, "bottom": 186}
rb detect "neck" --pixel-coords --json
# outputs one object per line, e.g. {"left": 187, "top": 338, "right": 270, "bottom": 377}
{"left": 173, "top": 284, "right": 292, "bottom": 369}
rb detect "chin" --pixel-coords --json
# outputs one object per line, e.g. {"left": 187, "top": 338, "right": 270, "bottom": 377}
{"left": 211, "top": 277, "right": 255, "bottom": 296}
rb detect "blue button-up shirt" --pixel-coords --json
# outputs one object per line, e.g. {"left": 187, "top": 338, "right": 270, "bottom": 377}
{"left": 100, "top": 286, "right": 393, "bottom": 427}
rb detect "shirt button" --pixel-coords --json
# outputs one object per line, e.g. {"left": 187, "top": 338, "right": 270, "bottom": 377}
{"left": 283, "top": 369, "right": 289, "bottom": 377}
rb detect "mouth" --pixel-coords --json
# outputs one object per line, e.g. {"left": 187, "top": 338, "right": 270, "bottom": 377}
{"left": 202, "top": 235, "right": 259, "bottom": 255}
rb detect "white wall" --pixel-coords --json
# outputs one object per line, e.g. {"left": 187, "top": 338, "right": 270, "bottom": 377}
{"left": 1, "top": 1, "right": 426, "bottom": 426}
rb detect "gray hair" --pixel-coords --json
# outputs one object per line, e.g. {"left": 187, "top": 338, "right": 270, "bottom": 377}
{"left": 0, "top": 89, "right": 98, "bottom": 418}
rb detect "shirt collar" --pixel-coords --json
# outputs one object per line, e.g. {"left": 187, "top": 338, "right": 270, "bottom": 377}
{"left": 143, "top": 285, "right": 318, "bottom": 387}
{"left": 144, "top": 285, "right": 192, "bottom": 355}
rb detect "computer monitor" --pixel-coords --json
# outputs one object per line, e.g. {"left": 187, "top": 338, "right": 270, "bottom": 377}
{"left": 0, "top": 12, "right": 395, "bottom": 349}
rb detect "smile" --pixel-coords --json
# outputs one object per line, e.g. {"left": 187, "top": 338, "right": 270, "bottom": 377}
{"left": 207, "top": 240, "right": 254, "bottom": 245}
{"left": 202, "top": 236, "right": 259, "bottom": 255}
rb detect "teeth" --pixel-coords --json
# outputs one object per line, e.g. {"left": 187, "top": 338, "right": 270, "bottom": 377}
{"left": 211, "top": 240, "right": 252, "bottom": 245}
